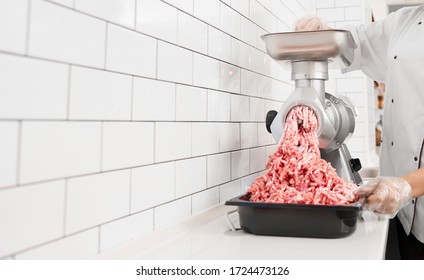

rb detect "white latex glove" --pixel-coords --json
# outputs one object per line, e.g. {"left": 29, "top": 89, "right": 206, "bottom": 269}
{"left": 293, "top": 16, "right": 329, "bottom": 32}
{"left": 355, "top": 176, "right": 413, "bottom": 218}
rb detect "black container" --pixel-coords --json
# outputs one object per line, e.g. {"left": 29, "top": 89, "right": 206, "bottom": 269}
{"left": 225, "top": 194, "right": 362, "bottom": 238}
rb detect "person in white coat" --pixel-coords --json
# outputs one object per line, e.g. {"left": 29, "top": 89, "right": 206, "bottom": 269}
{"left": 297, "top": 5, "right": 424, "bottom": 259}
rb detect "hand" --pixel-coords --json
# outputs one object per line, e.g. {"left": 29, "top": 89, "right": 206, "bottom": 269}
{"left": 355, "top": 176, "right": 413, "bottom": 217}
{"left": 294, "top": 16, "right": 329, "bottom": 32}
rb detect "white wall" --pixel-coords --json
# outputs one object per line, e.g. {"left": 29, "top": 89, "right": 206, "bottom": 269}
{"left": 0, "top": 0, "right": 375, "bottom": 260}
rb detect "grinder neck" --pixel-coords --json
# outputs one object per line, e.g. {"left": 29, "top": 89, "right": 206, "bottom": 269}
{"left": 291, "top": 60, "right": 328, "bottom": 105}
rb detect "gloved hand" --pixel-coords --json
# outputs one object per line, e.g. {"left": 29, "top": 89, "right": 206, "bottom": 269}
{"left": 293, "top": 16, "right": 329, "bottom": 32}
{"left": 355, "top": 176, "right": 413, "bottom": 218}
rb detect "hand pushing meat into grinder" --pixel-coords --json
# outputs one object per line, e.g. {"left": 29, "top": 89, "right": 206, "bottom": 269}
{"left": 256, "top": 28, "right": 363, "bottom": 204}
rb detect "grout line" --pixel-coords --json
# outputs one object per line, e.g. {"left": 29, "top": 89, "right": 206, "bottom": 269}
{"left": 25, "top": 0, "right": 32, "bottom": 55}
{"left": 133, "top": 0, "right": 137, "bottom": 29}
{"left": 173, "top": 161, "right": 176, "bottom": 199}
{"left": 129, "top": 168, "right": 132, "bottom": 214}
{"left": 103, "top": 23, "right": 109, "bottom": 70}
{"left": 155, "top": 40, "right": 159, "bottom": 79}
{"left": 130, "top": 76, "right": 134, "bottom": 121}
{"left": 153, "top": 122, "right": 156, "bottom": 163}
{"left": 100, "top": 122, "right": 104, "bottom": 171}
{"left": 97, "top": 226, "right": 101, "bottom": 254}
{"left": 66, "top": 65, "right": 72, "bottom": 120}
{"left": 63, "top": 179, "right": 68, "bottom": 236}
{"left": 16, "top": 121, "right": 22, "bottom": 185}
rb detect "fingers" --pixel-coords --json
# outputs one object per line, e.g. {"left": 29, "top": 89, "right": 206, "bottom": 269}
{"left": 354, "top": 178, "right": 380, "bottom": 196}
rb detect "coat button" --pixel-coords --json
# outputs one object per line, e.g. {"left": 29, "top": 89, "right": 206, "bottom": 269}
{"left": 419, "top": 22, "right": 422, "bottom": 25}
{"left": 391, "top": 99, "right": 394, "bottom": 103}
{"left": 412, "top": 199, "right": 415, "bottom": 204}
{"left": 414, "top": 156, "right": 418, "bottom": 161}
{"left": 394, "top": 55, "right": 397, "bottom": 59}
{"left": 391, "top": 141, "right": 394, "bottom": 146}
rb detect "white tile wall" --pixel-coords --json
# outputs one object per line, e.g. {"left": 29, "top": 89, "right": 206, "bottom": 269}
{"left": 0, "top": 0, "right": 326, "bottom": 259}
{"left": 176, "top": 85, "right": 207, "bottom": 121}
{"left": 136, "top": 0, "right": 178, "bottom": 43}
{"left": 20, "top": 122, "right": 101, "bottom": 184}
{"left": 75, "top": 0, "right": 136, "bottom": 29}
{"left": 100, "top": 209, "right": 153, "bottom": 251}
{"left": 131, "top": 162, "right": 175, "bottom": 213}
{"left": 66, "top": 170, "right": 130, "bottom": 234}
{"left": 0, "top": 181, "right": 65, "bottom": 257}
{"left": 175, "top": 157, "right": 206, "bottom": 198}
{"left": 102, "top": 122, "right": 154, "bottom": 170}
{"left": 0, "top": 122, "right": 18, "bottom": 188}
{"left": 106, "top": 24, "right": 157, "bottom": 77}
{"left": 69, "top": 66, "right": 132, "bottom": 120}
{"left": 29, "top": 0, "right": 106, "bottom": 68}
{"left": 0, "top": 54, "right": 68, "bottom": 119}
{"left": 132, "top": 78, "right": 176, "bottom": 121}
{"left": 207, "top": 153, "right": 231, "bottom": 188}
{"left": 0, "top": 0, "right": 28, "bottom": 54}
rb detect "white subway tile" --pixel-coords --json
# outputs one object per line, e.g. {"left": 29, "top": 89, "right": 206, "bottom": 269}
{"left": 220, "top": 2, "right": 241, "bottom": 38}
{"left": 241, "top": 123, "right": 258, "bottom": 149}
{"left": 132, "top": 78, "right": 175, "bottom": 121}
{"left": 176, "top": 85, "right": 207, "bottom": 121}
{"left": 283, "top": 1, "right": 305, "bottom": 16}
{"left": 219, "top": 179, "right": 241, "bottom": 202}
{"left": 66, "top": 170, "right": 130, "bottom": 234}
{"left": 231, "top": 0, "right": 250, "bottom": 17}
{"left": 0, "top": 181, "right": 65, "bottom": 258}
{"left": 258, "top": 122, "right": 274, "bottom": 145}
{"left": 154, "top": 196, "right": 191, "bottom": 229}
{"left": 220, "top": 62, "right": 241, "bottom": 93}
{"left": 207, "top": 90, "right": 231, "bottom": 121}
{"left": 178, "top": 12, "right": 207, "bottom": 53}
{"left": 230, "top": 38, "right": 250, "bottom": 69}
{"left": 102, "top": 122, "right": 154, "bottom": 170}
{"left": 29, "top": 0, "right": 106, "bottom": 68}
{"left": 175, "top": 157, "right": 206, "bottom": 198}
{"left": 136, "top": 0, "right": 178, "bottom": 43}
{"left": 265, "top": 144, "right": 278, "bottom": 158}
{"left": 257, "top": 0, "right": 271, "bottom": 10}
{"left": 69, "top": 66, "right": 132, "bottom": 120}
{"left": 317, "top": 8, "right": 345, "bottom": 22}
{"left": 218, "top": 123, "right": 240, "bottom": 152}
{"left": 131, "top": 162, "right": 175, "bottom": 212}
{"left": 346, "top": 137, "right": 365, "bottom": 152}
{"left": 250, "top": 146, "right": 266, "bottom": 173}
{"left": 157, "top": 41, "right": 193, "bottom": 84}
{"left": 231, "top": 150, "right": 250, "bottom": 179}
{"left": 345, "top": 6, "right": 362, "bottom": 20}
{"left": 250, "top": 47, "right": 268, "bottom": 74}
{"left": 207, "top": 153, "right": 230, "bottom": 188}
{"left": 231, "top": 94, "right": 250, "bottom": 121}
{"left": 0, "top": 0, "right": 28, "bottom": 54}
{"left": 193, "top": 54, "right": 220, "bottom": 90}
{"left": 249, "top": 0, "right": 275, "bottom": 32}
{"left": 257, "top": 75, "right": 272, "bottom": 99}
{"left": 100, "top": 209, "right": 153, "bottom": 251}
{"left": 208, "top": 26, "right": 231, "bottom": 61}
{"left": 250, "top": 97, "right": 265, "bottom": 122}
{"left": 193, "top": 0, "right": 220, "bottom": 27}
{"left": 335, "top": 0, "right": 360, "bottom": 7}
{"left": 0, "top": 54, "right": 68, "bottom": 119}
{"left": 0, "top": 122, "right": 18, "bottom": 188}
{"left": 49, "top": 0, "right": 74, "bottom": 7}
{"left": 163, "top": 0, "right": 193, "bottom": 14}
{"left": 192, "top": 123, "right": 219, "bottom": 157}
{"left": 155, "top": 122, "right": 191, "bottom": 162}
{"left": 240, "top": 16, "right": 258, "bottom": 48}
{"left": 241, "top": 69, "right": 258, "bottom": 97}
{"left": 192, "top": 187, "right": 219, "bottom": 214}
{"left": 16, "top": 228, "right": 99, "bottom": 260}
{"left": 20, "top": 122, "right": 101, "bottom": 184}
{"left": 353, "top": 122, "right": 365, "bottom": 137}
{"left": 106, "top": 24, "right": 157, "bottom": 77}
{"left": 256, "top": 27, "right": 267, "bottom": 52}
{"left": 75, "top": 0, "right": 136, "bottom": 28}
{"left": 317, "top": 0, "right": 335, "bottom": 8}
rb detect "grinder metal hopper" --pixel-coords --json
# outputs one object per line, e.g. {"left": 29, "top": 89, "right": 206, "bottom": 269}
{"left": 262, "top": 30, "right": 362, "bottom": 185}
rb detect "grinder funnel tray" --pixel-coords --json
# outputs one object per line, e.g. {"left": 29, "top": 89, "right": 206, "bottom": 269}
{"left": 261, "top": 30, "right": 357, "bottom": 69}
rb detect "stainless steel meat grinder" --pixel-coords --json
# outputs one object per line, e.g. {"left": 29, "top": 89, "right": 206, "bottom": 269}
{"left": 262, "top": 30, "right": 362, "bottom": 185}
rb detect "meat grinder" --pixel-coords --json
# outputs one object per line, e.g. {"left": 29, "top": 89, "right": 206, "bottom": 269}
{"left": 262, "top": 30, "right": 362, "bottom": 185}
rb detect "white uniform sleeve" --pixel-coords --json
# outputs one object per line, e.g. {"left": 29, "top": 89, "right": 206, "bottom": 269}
{"left": 342, "top": 11, "right": 398, "bottom": 83}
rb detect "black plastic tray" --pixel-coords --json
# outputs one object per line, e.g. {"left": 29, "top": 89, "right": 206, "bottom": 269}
{"left": 225, "top": 194, "right": 362, "bottom": 238}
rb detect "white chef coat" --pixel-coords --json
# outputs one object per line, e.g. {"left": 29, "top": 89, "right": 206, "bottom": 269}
{"left": 343, "top": 5, "right": 424, "bottom": 243}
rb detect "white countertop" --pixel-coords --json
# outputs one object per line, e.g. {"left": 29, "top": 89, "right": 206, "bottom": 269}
{"left": 96, "top": 203, "right": 389, "bottom": 260}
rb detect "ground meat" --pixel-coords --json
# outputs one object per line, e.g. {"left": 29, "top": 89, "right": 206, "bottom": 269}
{"left": 248, "top": 106, "right": 357, "bottom": 205}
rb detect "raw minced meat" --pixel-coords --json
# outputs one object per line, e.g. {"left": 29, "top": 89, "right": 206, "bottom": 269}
{"left": 248, "top": 106, "right": 357, "bottom": 205}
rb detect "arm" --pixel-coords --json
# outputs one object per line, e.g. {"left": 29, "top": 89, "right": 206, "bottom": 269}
{"left": 402, "top": 167, "right": 424, "bottom": 198}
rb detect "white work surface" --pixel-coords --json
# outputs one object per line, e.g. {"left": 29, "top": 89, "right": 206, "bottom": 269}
{"left": 96, "top": 204, "right": 389, "bottom": 260}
